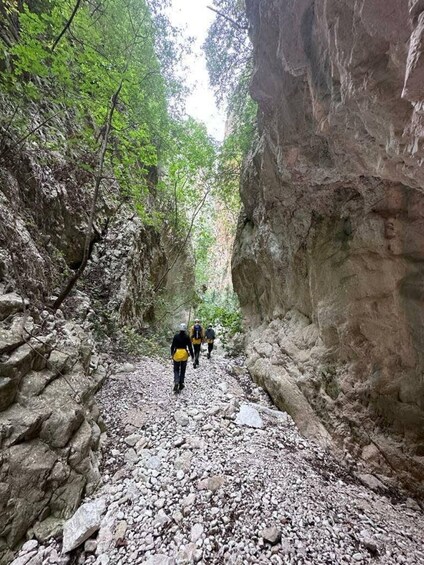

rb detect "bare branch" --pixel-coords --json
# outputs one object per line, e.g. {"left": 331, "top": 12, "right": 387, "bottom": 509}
{"left": 206, "top": 5, "right": 248, "bottom": 31}
{"left": 52, "top": 0, "right": 83, "bottom": 52}
{"left": 53, "top": 78, "right": 125, "bottom": 310}
{"left": 0, "top": 111, "right": 61, "bottom": 162}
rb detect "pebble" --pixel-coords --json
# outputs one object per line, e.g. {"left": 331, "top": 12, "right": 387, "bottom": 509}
{"left": 24, "top": 355, "right": 424, "bottom": 565}
{"left": 190, "top": 524, "right": 204, "bottom": 543}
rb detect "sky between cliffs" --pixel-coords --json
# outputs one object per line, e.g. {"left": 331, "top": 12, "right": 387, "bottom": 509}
{"left": 168, "top": 0, "right": 226, "bottom": 141}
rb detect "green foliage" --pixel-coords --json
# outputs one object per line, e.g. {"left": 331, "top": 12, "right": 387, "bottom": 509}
{"left": 203, "top": 0, "right": 250, "bottom": 106}
{"left": 0, "top": 0, "right": 190, "bottom": 225}
{"left": 195, "top": 289, "right": 242, "bottom": 340}
{"left": 204, "top": 0, "right": 258, "bottom": 233}
{"left": 216, "top": 75, "right": 257, "bottom": 218}
{"left": 161, "top": 117, "right": 217, "bottom": 233}
{"left": 120, "top": 327, "right": 170, "bottom": 359}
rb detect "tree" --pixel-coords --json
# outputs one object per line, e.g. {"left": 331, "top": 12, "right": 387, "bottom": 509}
{"left": 0, "top": 0, "right": 197, "bottom": 309}
{"left": 203, "top": 0, "right": 251, "bottom": 106}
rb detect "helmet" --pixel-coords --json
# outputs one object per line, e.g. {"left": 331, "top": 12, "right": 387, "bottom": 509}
{"left": 195, "top": 318, "right": 200, "bottom": 323}
{"left": 180, "top": 323, "right": 187, "bottom": 331}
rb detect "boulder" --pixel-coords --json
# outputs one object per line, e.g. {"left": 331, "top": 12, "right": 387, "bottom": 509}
{"left": 40, "top": 408, "right": 84, "bottom": 448}
{"left": 0, "top": 294, "right": 27, "bottom": 321}
{"left": 62, "top": 498, "right": 106, "bottom": 553}
{"left": 0, "top": 377, "right": 18, "bottom": 412}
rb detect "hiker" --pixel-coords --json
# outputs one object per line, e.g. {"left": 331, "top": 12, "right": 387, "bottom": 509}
{"left": 171, "top": 323, "right": 194, "bottom": 393}
{"left": 205, "top": 324, "right": 216, "bottom": 359}
{"left": 190, "top": 318, "right": 204, "bottom": 368}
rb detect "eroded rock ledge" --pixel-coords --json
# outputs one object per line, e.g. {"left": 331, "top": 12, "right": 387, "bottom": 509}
{"left": 234, "top": 0, "right": 424, "bottom": 495}
{"left": 0, "top": 295, "right": 106, "bottom": 564}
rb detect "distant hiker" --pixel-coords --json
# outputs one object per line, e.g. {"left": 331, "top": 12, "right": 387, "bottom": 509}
{"left": 190, "top": 318, "right": 204, "bottom": 368}
{"left": 171, "top": 323, "right": 194, "bottom": 393}
{"left": 205, "top": 324, "right": 216, "bottom": 359}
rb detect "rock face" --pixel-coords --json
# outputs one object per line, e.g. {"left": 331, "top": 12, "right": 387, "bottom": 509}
{"left": 233, "top": 0, "right": 424, "bottom": 493}
{"left": 0, "top": 294, "right": 108, "bottom": 561}
{"left": 0, "top": 91, "right": 193, "bottom": 565}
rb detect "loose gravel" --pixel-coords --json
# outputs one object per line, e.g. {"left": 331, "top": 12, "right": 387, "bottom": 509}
{"left": 12, "top": 352, "right": 424, "bottom": 565}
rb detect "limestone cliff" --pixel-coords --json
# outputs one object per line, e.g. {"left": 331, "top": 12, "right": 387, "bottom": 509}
{"left": 0, "top": 105, "right": 193, "bottom": 562}
{"left": 234, "top": 0, "right": 424, "bottom": 494}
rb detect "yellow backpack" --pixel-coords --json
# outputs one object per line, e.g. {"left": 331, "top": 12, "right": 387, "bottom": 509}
{"left": 173, "top": 348, "right": 189, "bottom": 362}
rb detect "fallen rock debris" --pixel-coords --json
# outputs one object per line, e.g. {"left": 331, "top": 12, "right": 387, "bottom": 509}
{"left": 11, "top": 355, "right": 424, "bottom": 564}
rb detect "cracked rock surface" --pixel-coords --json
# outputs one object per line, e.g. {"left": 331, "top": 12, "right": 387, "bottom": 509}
{"left": 17, "top": 353, "right": 424, "bottom": 565}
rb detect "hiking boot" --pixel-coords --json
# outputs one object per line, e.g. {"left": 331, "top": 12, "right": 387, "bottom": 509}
{"left": 173, "top": 383, "right": 179, "bottom": 394}
{"left": 179, "top": 383, "right": 185, "bottom": 391}
{"left": 207, "top": 353, "right": 210, "bottom": 359}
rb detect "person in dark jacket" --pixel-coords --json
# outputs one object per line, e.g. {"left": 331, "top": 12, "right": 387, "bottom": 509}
{"left": 190, "top": 318, "right": 204, "bottom": 368}
{"left": 205, "top": 324, "right": 216, "bottom": 359}
{"left": 171, "top": 323, "right": 194, "bottom": 393}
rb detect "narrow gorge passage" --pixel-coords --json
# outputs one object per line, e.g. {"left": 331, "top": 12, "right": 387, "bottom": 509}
{"left": 13, "top": 353, "right": 424, "bottom": 565}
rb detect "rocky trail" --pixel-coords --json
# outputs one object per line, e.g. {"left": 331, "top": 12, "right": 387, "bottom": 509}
{"left": 11, "top": 352, "right": 424, "bottom": 565}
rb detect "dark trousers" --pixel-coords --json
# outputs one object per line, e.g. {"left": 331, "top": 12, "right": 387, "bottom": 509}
{"left": 207, "top": 342, "right": 214, "bottom": 358}
{"left": 173, "top": 361, "right": 187, "bottom": 384}
{"left": 193, "top": 344, "right": 201, "bottom": 366}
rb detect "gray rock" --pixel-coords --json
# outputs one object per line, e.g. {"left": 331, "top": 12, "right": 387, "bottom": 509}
{"left": 116, "top": 363, "right": 136, "bottom": 374}
{"left": 197, "top": 475, "right": 225, "bottom": 492}
{"left": 0, "top": 376, "right": 18, "bottom": 411}
{"left": 10, "top": 551, "right": 37, "bottom": 565}
{"left": 84, "top": 539, "right": 97, "bottom": 553}
{"left": 0, "top": 316, "right": 29, "bottom": 355}
{"left": 173, "top": 436, "right": 185, "bottom": 447}
{"left": 143, "top": 555, "right": 175, "bottom": 565}
{"left": 33, "top": 517, "right": 64, "bottom": 542}
{"left": 182, "top": 493, "right": 196, "bottom": 507}
{"left": 174, "top": 411, "right": 189, "bottom": 426}
{"left": 145, "top": 456, "right": 161, "bottom": 470}
{"left": 0, "top": 293, "right": 27, "bottom": 321}
{"left": 125, "top": 448, "right": 138, "bottom": 464}
{"left": 95, "top": 507, "right": 119, "bottom": 555}
{"left": 124, "top": 433, "right": 141, "bottom": 447}
{"left": 113, "top": 520, "right": 127, "bottom": 542}
{"left": 175, "top": 452, "right": 192, "bottom": 472}
{"left": 21, "top": 540, "right": 39, "bottom": 553}
{"left": 190, "top": 523, "right": 204, "bottom": 543}
{"left": 27, "top": 553, "right": 44, "bottom": 565}
{"left": 260, "top": 526, "right": 281, "bottom": 545}
{"left": 235, "top": 405, "right": 263, "bottom": 429}
{"left": 356, "top": 473, "right": 387, "bottom": 492}
{"left": 62, "top": 498, "right": 106, "bottom": 553}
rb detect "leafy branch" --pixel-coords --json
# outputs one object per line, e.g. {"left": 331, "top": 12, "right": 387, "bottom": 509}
{"left": 154, "top": 187, "right": 211, "bottom": 293}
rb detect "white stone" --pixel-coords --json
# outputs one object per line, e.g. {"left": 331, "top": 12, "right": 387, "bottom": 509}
{"left": 62, "top": 498, "right": 106, "bottom": 553}
{"left": 143, "top": 555, "right": 175, "bottom": 565}
{"left": 124, "top": 434, "right": 141, "bottom": 447}
{"left": 174, "top": 411, "right": 189, "bottom": 426}
{"left": 190, "top": 524, "right": 204, "bottom": 543}
{"left": 235, "top": 404, "right": 263, "bottom": 428}
{"left": 145, "top": 456, "right": 162, "bottom": 470}
{"left": 21, "top": 540, "right": 39, "bottom": 553}
{"left": 182, "top": 493, "right": 196, "bottom": 507}
{"left": 10, "top": 552, "right": 37, "bottom": 565}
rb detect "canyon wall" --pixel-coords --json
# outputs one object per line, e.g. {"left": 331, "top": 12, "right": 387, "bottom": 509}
{"left": 0, "top": 103, "right": 193, "bottom": 561}
{"left": 233, "top": 0, "right": 424, "bottom": 494}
